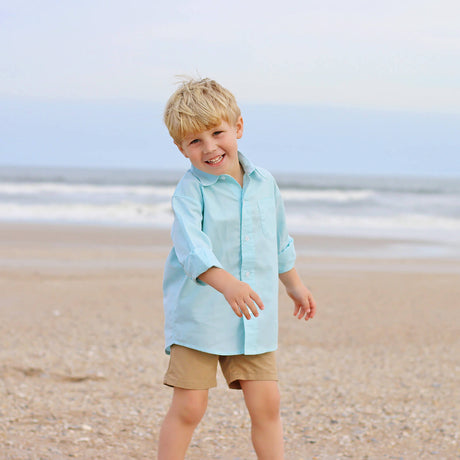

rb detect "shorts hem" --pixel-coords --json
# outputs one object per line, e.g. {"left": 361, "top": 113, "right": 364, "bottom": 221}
{"left": 227, "top": 373, "right": 279, "bottom": 389}
{"left": 163, "top": 377, "right": 217, "bottom": 390}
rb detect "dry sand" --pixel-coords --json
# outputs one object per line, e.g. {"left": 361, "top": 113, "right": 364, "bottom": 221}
{"left": 0, "top": 223, "right": 459, "bottom": 459}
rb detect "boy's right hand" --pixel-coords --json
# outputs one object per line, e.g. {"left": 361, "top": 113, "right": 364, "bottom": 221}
{"left": 198, "top": 267, "right": 264, "bottom": 319}
{"left": 221, "top": 279, "right": 264, "bottom": 319}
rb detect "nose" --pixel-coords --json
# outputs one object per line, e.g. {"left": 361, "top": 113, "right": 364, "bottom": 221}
{"left": 202, "top": 138, "right": 217, "bottom": 154}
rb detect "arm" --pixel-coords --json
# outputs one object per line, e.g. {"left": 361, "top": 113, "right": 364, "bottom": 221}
{"left": 199, "top": 267, "right": 265, "bottom": 320}
{"left": 171, "top": 192, "right": 223, "bottom": 282}
{"left": 279, "top": 267, "right": 316, "bottom": 321}
{"left": 271, "top": 178, "right": 316, "bottom": 321}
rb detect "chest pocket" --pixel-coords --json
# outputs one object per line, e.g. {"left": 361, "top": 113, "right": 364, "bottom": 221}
{"left": 258, "top": 197, "right": 277, "bottom": 238}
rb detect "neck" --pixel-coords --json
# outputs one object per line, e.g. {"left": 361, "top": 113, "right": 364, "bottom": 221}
{"left": 231, "top": 162, "right": 244, "bottom": 187}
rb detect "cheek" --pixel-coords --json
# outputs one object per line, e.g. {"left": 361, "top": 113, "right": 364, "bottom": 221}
{"left": 180, "top": 144, "right": 199, "bottom": 158}
{"left": 187, "top": 150, "right": 203, "bottom": 162}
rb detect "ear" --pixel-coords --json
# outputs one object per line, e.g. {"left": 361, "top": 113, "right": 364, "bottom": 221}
{"left": 175, "top": 141, "right": 188, "bottom": 158}
{"left": 236, "top": 116, "right": 244, "bottom": 139}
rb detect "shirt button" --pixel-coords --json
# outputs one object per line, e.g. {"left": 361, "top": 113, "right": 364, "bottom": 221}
{"left": 245, "top": 236, "right": 250, "bottom": 241}
{"left": 245, "top": 271, "right": 250, "bottom": 278}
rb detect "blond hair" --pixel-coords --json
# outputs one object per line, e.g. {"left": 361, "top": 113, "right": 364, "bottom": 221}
{"left": 164, "top": 78, "right": 241, "bottom": 144}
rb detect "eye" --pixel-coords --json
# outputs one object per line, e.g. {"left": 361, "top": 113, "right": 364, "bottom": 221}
{"left": 189, "top": 138, "right": 200, "bottom": 145}
{"left": 213, "top": 130, "right": 223, "bottom": 136}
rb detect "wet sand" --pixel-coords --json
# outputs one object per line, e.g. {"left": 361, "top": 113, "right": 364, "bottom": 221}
{"left": 1, "top": 223, "right": 459, "bottom": 459}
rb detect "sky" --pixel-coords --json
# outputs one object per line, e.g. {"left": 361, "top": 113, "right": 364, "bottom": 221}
{"left": 1, "top": 0, "right": 460, "bottom": 175}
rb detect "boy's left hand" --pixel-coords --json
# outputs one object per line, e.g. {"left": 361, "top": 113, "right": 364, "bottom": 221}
{"left": 287, "top": 284, "right": 317, "bottom": 321}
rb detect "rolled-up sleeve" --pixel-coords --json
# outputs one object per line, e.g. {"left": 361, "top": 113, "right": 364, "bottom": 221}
{"left": 274, "top": 183, "right": 296, "bottom": 273}
{"left": 171, "top": 194, "right": 223, "bottom": 282}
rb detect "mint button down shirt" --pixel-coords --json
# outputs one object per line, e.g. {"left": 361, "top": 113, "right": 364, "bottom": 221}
{"left": 163, "top": 153, "right": 296, "bottom": 356}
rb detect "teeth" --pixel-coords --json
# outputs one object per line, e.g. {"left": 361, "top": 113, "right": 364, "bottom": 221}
{"left": 206, "top": 155, "right": 223, "bottom": 164}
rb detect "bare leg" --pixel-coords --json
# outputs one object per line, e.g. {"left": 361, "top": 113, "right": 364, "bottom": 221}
{"left": 240, "top": 380, "right": 284, "bottom": 460}
{"left": 157, "top": 388, "right": 208, "bottom": 460}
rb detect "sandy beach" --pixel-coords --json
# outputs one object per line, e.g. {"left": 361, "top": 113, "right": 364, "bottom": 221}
{"left": 1, "top": 223, "right": 459, "bottom": 459}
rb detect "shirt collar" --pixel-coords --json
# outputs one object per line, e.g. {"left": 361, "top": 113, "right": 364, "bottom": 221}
{"left": 189, "top": 152, "right": 262, "bottom": 186}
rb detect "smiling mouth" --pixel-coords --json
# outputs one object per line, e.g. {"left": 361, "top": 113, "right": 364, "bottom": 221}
{"left": 205, "top": 154, "right": 225, "bottom": 165}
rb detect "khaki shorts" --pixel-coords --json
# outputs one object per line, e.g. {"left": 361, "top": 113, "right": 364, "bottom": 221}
{"left": 163, "top": 345, "right": 278, "bottom": 390}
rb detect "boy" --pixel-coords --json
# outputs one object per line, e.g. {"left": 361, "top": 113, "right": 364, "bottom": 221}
{"left": 158, "top": 78, "right": 316, "bottom": 460}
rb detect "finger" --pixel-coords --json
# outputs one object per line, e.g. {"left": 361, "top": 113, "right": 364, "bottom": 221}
{"left": 293, "top": 303, "right": 301, "bottom": 317}
{"left": 303, "top": 305, "right": 314, "bottom": 320}
{"left": 308, "top": 296, "right": 317, "bottom": 319}
{"left": 237, "top": 300, "right": 251, "bottom": 320}
{"left": 230, "top": 302, "right": 243, "bottom": 318}
{"left": 250, "top": 290, "right": 265, "bottom": 310}
{"left": 297, "top": 301, "right": 309, "bottom": 319}
{"left": 297, "top": 306, "right": 305, "bottom": 319}
{"left": 245, "top": 298, "right": 259, "bottom": 317}
{"left": 303, "top": 296, "right": 315, "bottom": 320}
{"left": 301, "top": 299, "right": 310, "bottom": 320}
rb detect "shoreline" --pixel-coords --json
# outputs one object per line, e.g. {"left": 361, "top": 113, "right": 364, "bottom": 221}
{"left": 1, "top": 221, "right": 459, "bottom": 274}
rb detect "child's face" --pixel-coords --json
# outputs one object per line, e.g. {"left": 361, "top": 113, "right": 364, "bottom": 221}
{"left": 177, "top": 117, "right": 244, "bottom": 180}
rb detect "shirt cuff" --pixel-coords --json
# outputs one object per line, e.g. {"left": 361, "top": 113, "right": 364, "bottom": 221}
{"left": 183, "top": 247, "right": 223, "bottom": 284}
{"left": 278, "top": 237, "right": 296, "bottom": 274}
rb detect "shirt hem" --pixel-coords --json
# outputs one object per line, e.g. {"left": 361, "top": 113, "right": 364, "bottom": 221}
{"left": 165, "top": 341, "right": 278, "bottom": 357}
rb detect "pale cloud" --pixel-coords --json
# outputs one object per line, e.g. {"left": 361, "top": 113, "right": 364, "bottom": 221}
{"left": 1, "top": 0, "right": 459, "bottom": 112}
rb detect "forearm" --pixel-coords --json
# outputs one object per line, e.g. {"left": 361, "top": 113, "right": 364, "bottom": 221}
{"left": 198, "top": 266, "right": 238, "bottom": 294}
{"left": 278, "top": 267, "right": 303, "bottom": 290}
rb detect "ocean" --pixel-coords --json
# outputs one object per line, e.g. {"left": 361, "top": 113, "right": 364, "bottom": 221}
{"left": 1, "top": 165, "right": 460, "bottom": 258}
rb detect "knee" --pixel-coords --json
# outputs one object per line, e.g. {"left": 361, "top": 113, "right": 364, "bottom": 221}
{"left": 245, "top": 385, "right": 281, "bottom": 424}
{"left": 260, "top": 389, "right": 281, "bottom": 421}
{"left": 174, "top": 392, "right": 208, "bottom": 427}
